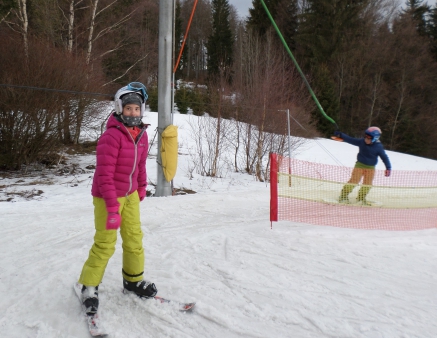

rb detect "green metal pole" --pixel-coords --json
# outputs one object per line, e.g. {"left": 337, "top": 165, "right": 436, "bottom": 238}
{"left": 259, "top": 0, "right": 338, "bottom": 128}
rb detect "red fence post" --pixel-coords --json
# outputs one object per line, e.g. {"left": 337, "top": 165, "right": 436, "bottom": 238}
{"left": 270, "top": 152, "right": 278, "bottom": 227}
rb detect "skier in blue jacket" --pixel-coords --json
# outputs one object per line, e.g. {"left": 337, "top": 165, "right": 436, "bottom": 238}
{"left": 333, "top": 126, "right": 391, "bottom": 205}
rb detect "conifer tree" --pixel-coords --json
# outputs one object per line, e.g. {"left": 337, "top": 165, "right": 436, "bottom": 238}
{"left": 430, "top": 4, "right": 437, "bottom": 61}
{"left": 275, "top": 0, "right": 299, "bottom": 51}
{"left": 247, "top": 0, "right": 281, "bottom": 36}
{"left": 247, "top": 0, "right": 298, "bottom": 49}
{"left": 0, "top": 0, "right": 16, "bottom": 22}
{"left": 206, "top": 0, "right": 234, "bottom": 81}
{"left": 402, "top": 0, "right": 430, "bottom": 37}
{"left": 297, "top": 0, "right": 367, "bottom": 65}
{"left": 296, "top": 0, "right": 367, "bottom": 136}
{"left": 174, "top": 0, "right": 186, "bottom": 79}
{"left": 310, "top": 65, "right": 340, "bottom": 136}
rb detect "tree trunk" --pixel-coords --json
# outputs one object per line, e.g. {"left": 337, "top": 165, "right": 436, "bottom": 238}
{"left": 63, "top": 109, "right": 72, "bottom": 144}
{"left": 255, "top": 97, "right": 266, "bottom": 182}
{"left": 368, "top": 72, "right": 382, "bottom": 126}
{"left": 390, "top": 71, "right": 406, "bottom": 149}
{"left": 86, "top": 0, "right": 98, "bottom": 65}
{"left": 67, "top": 0, "right": 75, "bottom": 53}
{"left": 16, "top": 0, "right": 29, "bottom": 59}
{"left": 212, "top": 104, "right": 221, "bottom": 177}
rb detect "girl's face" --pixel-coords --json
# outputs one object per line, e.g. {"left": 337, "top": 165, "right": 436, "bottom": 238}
{"left": 122, "top": 104, "right": 141, "bottom": 117}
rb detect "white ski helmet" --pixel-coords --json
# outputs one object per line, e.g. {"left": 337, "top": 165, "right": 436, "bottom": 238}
{"left": 114, "top": 82, "right": 148, "bottom": 116}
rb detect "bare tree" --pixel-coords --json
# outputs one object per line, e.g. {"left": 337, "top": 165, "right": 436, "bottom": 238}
{"left": 0, "top": 36, "right": 102, "bottom": 169}
{"left": 233, "top": 29, "right": 317, "bottom": 180}
{"left": 84, "top": 0, "right": 135, "bottom": 67}
{"left": 188, "top": 113, "right": 230, "bottom": 178}
{"left": 4, "top": 0, "right": 29, "bottom": 58}
{"left": 59, "top": 0, "right": 85, "bottom": 53}
{"left": 382, "top": 17, "right": 437, "bottom": 152}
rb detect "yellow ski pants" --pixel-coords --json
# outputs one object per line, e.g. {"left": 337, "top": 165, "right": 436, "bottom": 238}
{"left": 340, "top": 165, "right": 375, "bottom": 200}
{"left": 78, "top": 191, "right": 145, "bottom": 286}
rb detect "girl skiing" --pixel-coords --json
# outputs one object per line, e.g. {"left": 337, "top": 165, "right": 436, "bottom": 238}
{"left": 77, "top": 82, "right": 157, "bottom": 315}
{"left": 334, "top": 126, "right": 392, "bottom": 205}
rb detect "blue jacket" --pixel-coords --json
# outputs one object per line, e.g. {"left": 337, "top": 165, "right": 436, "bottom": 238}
{"left": 339, "top": 133, "right": 391, "bottom": 170}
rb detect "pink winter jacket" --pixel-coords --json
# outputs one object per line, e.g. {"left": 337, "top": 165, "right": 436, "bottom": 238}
{"left": 91, "top": 113, "right": 148, "bottom": 211}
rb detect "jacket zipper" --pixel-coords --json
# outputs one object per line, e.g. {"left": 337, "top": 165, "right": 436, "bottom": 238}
{"left": 124, "top": 126, "right": 147, "bottom": 199}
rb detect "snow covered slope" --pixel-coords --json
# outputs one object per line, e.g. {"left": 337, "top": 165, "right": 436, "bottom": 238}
{"left": 1, "top": 112, "right": 436, "bottom": 337}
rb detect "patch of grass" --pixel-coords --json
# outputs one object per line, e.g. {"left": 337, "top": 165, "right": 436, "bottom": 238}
{"left": 39, "top": 153, "right": 66, "bottom": 167}
{"left": 0, "top": 172, "right": 13, "bottom": 179}
{"left": 5, "top": 189, "right": 44, "bottom": 200}
{"left": 65, "top": 142, "right": 97, "bottom": 155}
{"left": 174, "top": 187, "right": 196, "bottom": 195}
{"left": 27, "top": 180, "right": 54, "bottom": 186}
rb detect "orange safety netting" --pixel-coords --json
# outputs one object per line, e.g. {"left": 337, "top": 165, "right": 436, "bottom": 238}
{"left": 270, "top": 153, "right": 437, "bottom": 231}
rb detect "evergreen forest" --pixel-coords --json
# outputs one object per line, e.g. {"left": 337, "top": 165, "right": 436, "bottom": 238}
{"left": 1, "top": 0, "right": 437, "bottom": 170}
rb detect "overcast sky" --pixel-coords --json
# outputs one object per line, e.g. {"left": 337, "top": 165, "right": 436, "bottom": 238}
{"left": 231, "top": 0, "right": 416, "bottom": 20}
{"left": 232, "top": 0, "right": 253, "bottom": 18}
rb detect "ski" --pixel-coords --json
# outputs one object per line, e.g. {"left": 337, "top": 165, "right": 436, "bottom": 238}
{"left": 122, "top": 289, "right": 195, "bottom": 311}
{"left": 73, "top": 283, "right": 109, "bottom": 337}
{"left": 321, "top": 198, "right": 346, "bottom": 204}
{"left": 358, "top": 200, "right": 383, "bottom": 207}
{"left": 321, "top": 198, "right": 383, "bottom": 207}
{"left": 153, "top": 296, "right": 196, "bottom": 311}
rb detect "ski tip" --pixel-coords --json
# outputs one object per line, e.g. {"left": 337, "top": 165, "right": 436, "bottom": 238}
{"left": 181, "top": 303, "right": 196, "bottom": 311}
{"left": 73, "top": 282, "right": 82, "bottom": 297}
{"left": 153, "top": 296, "right": 169, "bottom": 303}
{"left": 153, "top": 296, "right": 196, "bottom": 311}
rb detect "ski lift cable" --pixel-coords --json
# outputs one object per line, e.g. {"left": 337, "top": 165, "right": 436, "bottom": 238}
{"left": 0, "top": 83, "right": 112, "bottom": 98}
{"left": 288, "top": 114, "right": 347, "bottom": 170}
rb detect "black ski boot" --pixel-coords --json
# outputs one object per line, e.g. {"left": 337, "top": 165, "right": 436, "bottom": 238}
{"left": 123, "top": 278, "right": 157, "bottom": 298}
{"left": 81, "top": 285, "right": 99, "bottom": 316}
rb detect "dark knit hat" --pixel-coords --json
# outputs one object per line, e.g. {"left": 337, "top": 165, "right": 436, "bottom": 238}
{"left": 121, "top": 92, "right": 143, "bottom": 108}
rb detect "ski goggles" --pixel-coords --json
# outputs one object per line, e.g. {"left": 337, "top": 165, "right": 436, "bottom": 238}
{"left": 127, "top": 82, "right": 148, "bottom": 101}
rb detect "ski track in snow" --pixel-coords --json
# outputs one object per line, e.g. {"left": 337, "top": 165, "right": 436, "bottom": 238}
{"left": 1, "top": 184, "right": 436, "bottom": 337}
{"left": 1, "top": 111, "right": 437, "bottom": 337}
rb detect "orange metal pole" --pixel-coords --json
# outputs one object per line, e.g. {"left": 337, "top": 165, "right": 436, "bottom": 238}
{"left": 173, "top": 0, "right": 198, "bottom": 74}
